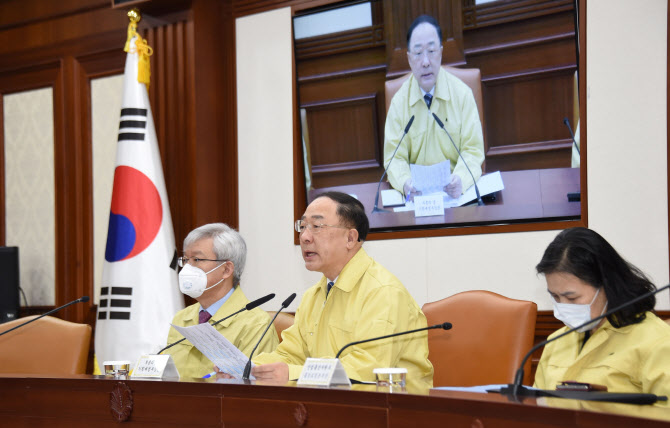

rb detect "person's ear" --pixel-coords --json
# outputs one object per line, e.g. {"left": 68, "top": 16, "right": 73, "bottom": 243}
{"left": 220, "top": 261, "right": 234, "bottom": 280}
{"left": 346, "top": 228, "right": 359, "bottom": 249}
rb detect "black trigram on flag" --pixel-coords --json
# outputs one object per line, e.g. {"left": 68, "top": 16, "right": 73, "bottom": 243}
{"left": 98, "top": 286, "right": 133, "bottom": 320}
{"left": 118, "top": 108, "right": 147, "bottom": 142}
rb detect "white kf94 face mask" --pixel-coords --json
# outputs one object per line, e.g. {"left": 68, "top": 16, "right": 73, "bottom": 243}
{"left": 178, "top": 262, "right": 225, "bottom": 299}
{"left": 552, "top": 287, "right": 606, "bottom": 332}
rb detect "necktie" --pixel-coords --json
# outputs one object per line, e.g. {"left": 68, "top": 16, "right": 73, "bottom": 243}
{"left": 327, "top": 281, "right": 334, "bottom": 296}
{"left": 424, "top": 93, "right": 433, "bottom": 109}
{"left": 199, "top": 310, "right": 212, "bottom": 324}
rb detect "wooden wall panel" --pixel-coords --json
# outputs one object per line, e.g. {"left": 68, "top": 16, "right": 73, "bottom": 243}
{"left": 295, "top": 1, "right": 387, "bottom": 189}
{"left": 144, "top": 19, "right": 196, "bottom": 247}
{"left": 464, "top": 8, "right": 577, "bottom": 172}
{"left": 0, "top": 0, "right": 236, "bottom": 328}
{"left": 306, "top": 95, "right": 379, "bottom": 166}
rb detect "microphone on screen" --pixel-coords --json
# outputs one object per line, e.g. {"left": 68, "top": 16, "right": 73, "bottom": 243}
{"left": 156, "top": 293, "right": 276, "bottom": 354}
{"left": 431, "top": 113, "right": 484, "bottom": 206}
{"left": 372, "top": 115, "right": 415, "bottom": 214}
{"left": 563, "top": 117, "right": 581, "bottom": 202}
{"left": 563, "top": 117, "right": 579, "bottom": 155}
{"left": 242, "top": 293, "right": 297, "bottom": 380}
{"left": 0, "top": 296, "right": 89, "bottom": 338}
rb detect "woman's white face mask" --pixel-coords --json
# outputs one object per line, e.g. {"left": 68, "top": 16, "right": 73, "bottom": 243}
{"left": 552, "top": 287, "right": 607, "bottom": 332}
{"left": 178, "top": 262, "right": 225, "bottom": 299}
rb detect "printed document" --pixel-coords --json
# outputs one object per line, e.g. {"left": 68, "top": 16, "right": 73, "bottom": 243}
{"left": 171, "top": 323, "right": 254, "bottom": 379}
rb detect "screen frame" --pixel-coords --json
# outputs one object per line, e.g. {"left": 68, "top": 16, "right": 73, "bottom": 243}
{"left": 291, "top": 0, "right": 587, "bottom": 243}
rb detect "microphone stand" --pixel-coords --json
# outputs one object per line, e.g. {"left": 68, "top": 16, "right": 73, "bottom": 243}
{"left": 372, "top": 115, "right": 414, "bottom": 214}
{"left": 335, "top": 322, "right": 452, "bottom": 359}
{"left": 243, "top": 293, "right": 296, "bottom": 380}
{"left": 563, "top": 117, "right": 581, "bottom": 202}
{"left": 157, "top": 293, "right": 275, "bottom": 354}
{"left": 431, "top": 113, "right": 484, "bottom": 206}
{"left": 0, "top": 296, "right": 89, "bottom": 338}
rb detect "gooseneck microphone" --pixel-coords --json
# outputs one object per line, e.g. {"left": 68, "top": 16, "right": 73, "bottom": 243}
{"left": 563, "top": 117, "right": 581, "bottom": 202}
{"left": 372, "top": 115, "right": 415, "bottom": 214}
{"left": 334, "top": 322, "right": 452, "bottom": 359}
{"left": 157, "top": 293, "right": 275, "bottom": 354}
{"left": 504, "top": 283, "right": 670, "bottom": 402}
{"left": 563, "top": 117, "right": 579, "bottom": 155}
{"left": 243, "top": 293, "right": 297, "bottom": 380}
{"left": 0, "top": 296, "right": 90, "bottom": 338}
{"left": 431, "top": 113, "right": 484, "bottom": 206}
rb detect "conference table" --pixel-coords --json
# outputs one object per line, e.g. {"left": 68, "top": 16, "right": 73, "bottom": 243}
{"left": 2, "top": 374, "right": 669, "bottom": 426}
{"left": 309, "top": 168, "right": 581, "bottom": 231}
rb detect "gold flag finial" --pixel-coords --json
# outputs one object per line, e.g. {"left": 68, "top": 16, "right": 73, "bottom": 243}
{"left": 123, "top": 7, "right": 152, "bottom": 89}
{"left": 128, "top": 8, "right": 141, "bottom": 24}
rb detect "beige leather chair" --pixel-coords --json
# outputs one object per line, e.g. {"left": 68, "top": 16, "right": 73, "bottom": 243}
{"left": 384, "top": 65, "right": 486, "bottom": 171}
{"left": 422, "top": 290, "right": 537, "bottom": 387}
{"left": 0, "top": 315, "right": 92, "bottom": 375}
{"left": 268, "top": 311, "right": 295, "bottom": 343}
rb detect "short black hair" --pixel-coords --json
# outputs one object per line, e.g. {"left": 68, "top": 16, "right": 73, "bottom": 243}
{"left": 536, "top": 227, "right": 656, "bottom": 328}
{"left": 315, "top": 191, "right": 369, "bottom": 242}
{"left": 407, "top": 15, "right": 443, "bottom": 48}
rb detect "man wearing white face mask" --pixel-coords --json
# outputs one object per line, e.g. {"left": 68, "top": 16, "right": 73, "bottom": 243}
{"left": 534, "top": 227, "right": 670, "bottom": 406}
{"left": 165, "top": 223, "right": 278, "bottom": 379}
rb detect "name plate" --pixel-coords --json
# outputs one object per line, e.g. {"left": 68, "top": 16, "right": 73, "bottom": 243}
{"left": 414, "top": 194, "right": 444, "bottom": 217}
{"left": 297, "top": 358, "right": 351, "bottom": 387}
{"left": 131, "top": 354, "right": 180, "bottom": 379}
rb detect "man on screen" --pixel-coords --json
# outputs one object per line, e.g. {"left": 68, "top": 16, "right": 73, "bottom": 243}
{"left": 166, "top": 223, "right": 278, "bottom": 379}
{"left": 241, "top": 192, "right": 433, "bottom": 390}
{"left": 384, "top": 15, "right": 485, "bottom": 199}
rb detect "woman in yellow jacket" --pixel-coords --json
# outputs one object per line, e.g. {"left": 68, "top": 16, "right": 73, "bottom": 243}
{"left": 534, "top": 227, "right": 670, "bottom": 406}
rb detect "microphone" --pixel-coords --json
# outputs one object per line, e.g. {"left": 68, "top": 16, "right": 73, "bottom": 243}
{"left": 157, "top": 292, "right": 275, "bottom": 354}
{"left": 0, "top": 296, "right": 89, "bottom": 338}
{"left": 243, "top": 293, "right": 297, "bottom": 380}
{"left": 334, "top": 322, "right": 452, "bottom": 359}
{"left": 372, "top": 115, "right": 415, "bottom": 213}
{"left": 563, "top": 117, "right": 581, "bottom": 202}
{"left": 431, "top": 113, "right": 484, "bottom": 206}
{"left": 503, "top": 283, "right": 670, "bottom": 400}
{"left": 563, "top": 117, "right": 579, "bottom": 155}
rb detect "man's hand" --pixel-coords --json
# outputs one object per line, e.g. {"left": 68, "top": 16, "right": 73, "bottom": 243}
{"left": 251, "top": 362, "right": 289, "bottom": 383}
{"left": 403, "top": 179, "right": 422, "bottom": 201}
{"left": 213, "top": 365, "right": 234, "bottom": 380}
{"left": 445, "top": 174, "right": 462, "bottom": 198}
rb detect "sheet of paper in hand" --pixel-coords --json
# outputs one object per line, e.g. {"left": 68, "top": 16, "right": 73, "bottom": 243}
{"left": 171, "top": 323, "right": 254, "bottom": 380}
{"left": 410, "top": 160, "right": 451, "bottom": 195}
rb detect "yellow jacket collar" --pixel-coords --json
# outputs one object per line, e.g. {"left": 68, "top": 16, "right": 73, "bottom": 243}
{"left": 320, "top": 248, "right": 372, "bottom": 294}
{"left": 408, "top": 67, "right": 451, "bottom": 107}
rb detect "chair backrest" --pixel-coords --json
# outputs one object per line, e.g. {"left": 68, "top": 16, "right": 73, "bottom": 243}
{"left": 422, "top": 290, "right": 537, "bottom": 387}
{"left": 0, "top": 315, "right": 92, "bottom": 375}
{"left": 268, "top": 311, "right": 295, "bottom": 343}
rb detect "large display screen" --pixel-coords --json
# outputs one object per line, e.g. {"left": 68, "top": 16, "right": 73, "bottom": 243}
{"left": 293, "top": 0, "right": 583, "bottom": 235}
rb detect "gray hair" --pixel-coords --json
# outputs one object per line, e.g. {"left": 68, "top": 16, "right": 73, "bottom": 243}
{"left": 183, "top": 223, "right": 247, "bottom": 286}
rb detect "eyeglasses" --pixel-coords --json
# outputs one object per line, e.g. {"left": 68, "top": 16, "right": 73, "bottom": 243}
{"left": 295, "top": 220, "right": 349, "bottom": 234}
{"left": 177, "top": 257, "right": 226, "bottom": 268}
{"left": 409, "top": 48, "right": 441, "bottom": 61}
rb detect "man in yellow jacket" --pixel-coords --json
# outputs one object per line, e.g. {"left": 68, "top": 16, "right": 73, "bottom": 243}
{"left": 384, "top": 15, "right": 484, "bottom": 198}
{"left": 166, "top": 223, "right": 278, "bottom": 379}
{"left": 250, "top": 192, "right": 434, "bottom": 391}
